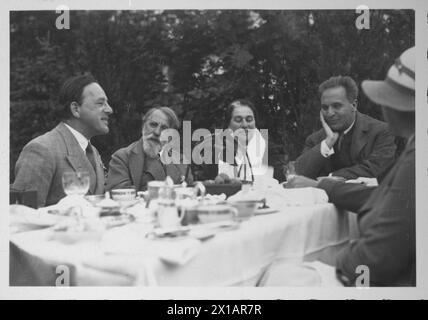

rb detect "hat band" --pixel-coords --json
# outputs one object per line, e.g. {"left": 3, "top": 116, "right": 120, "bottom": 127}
{"left": 385, "top": 76, "right": 414, "bottom": 97}
{"left": 394, "top": 58, "right": 415, "bottom": 79}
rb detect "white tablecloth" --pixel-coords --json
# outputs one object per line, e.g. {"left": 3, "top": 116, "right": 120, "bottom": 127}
{"left": 10, "top": 203, "right": 352, "bottom": 286}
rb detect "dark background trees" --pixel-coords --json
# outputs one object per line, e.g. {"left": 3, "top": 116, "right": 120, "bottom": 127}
{"left": 10, "top": 10, "right": 414, "bottom": 181}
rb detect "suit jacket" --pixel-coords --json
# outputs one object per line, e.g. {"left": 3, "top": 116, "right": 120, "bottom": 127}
{"left": 12, "top": 122, "right": 105, "bottom": 208}
{"left": 106, "top": 139, "right": 193, "bottom": 191}
{"left": 295, "top": 112, "right": 397, "bottom": 179}
{"left": 318, "top": 135, "right": 415, "bottom": 286}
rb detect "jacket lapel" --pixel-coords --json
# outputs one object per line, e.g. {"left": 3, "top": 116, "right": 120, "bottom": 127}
{"left": 56, "top": 123, "right": 97, "bottom": 194}
{"left": 129, "top": 139, "right": 145, "bottom": 190}
{"left": 144, "top": 156, "right": 167, "bottom": 181}
{"left": 162, "top": 148, "right": 185, "bottom": 183}
{"left": 350, "top": 112, "right": 370, "bottom": 160}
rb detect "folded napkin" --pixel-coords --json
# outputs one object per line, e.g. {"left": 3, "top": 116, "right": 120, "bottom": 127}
{"left": 41, "top": 195, "right": 100, "bottom": 218}
{"left": 10, "top": 204, "right": 62, "bottom": 233}
{"left": 274, "top": 187, "right": 329, "bottom": 206}
{"left": 100, "top": 226, "right": 202, "bottom": 266}
{"left": 229, "top": 186, "right": 328, "bottom": 208}
{"left": 81, "top": 254, "right": 141, "bottom": 286}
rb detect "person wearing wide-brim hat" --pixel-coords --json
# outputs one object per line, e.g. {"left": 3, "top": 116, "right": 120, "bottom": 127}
{"left": 330, "top": 46, "right": 416, "bottom": 286}
{"left": 264, "top": 47, "right": 415, "bottom": 287}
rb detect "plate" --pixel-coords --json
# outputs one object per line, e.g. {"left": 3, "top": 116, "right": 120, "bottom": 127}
{"left": 193, "top": 220, "right": 240, "bottom": 231}
{"left": 254, "top": 208, "right": 279, "bottom": 215}
{"left": 150, "top": 226, "right": 191, "bottom": 238}
{"left": 189, "top": 229, "right": 216, "bottom": 241}
{"left": 10, "top": 211, "right": 62, "bottom": 228}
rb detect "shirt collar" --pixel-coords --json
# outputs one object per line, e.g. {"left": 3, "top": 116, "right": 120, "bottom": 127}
{"left": 63, "top": 123, "right": 90, "bottom": 152}
{"left": 343, "top": 118, "right": 355, "bottom": 135}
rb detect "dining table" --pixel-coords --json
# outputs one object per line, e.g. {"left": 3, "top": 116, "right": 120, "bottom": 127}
{"left": 9, "top": 187, "right": 357, "bottom": 287}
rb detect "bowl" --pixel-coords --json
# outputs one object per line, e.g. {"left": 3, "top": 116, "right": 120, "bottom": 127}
{"left": 193, "top": 204, "right": 237, "bottom": 224}
{"left": 228, "top": 200, "right": 260, "bottom": 220}
{"left": 84, "top": 194, "right": 105, "bottom": 206}
{"left": 203, "top": 183, "right": 242, "bottom": 198}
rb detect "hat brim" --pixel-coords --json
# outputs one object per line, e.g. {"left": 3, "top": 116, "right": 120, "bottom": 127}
{"left": 362, "top": 80, "right": 414, "bottom": 112}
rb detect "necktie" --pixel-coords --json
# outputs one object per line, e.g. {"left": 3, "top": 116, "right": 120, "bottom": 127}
{"left": 86, "top": 143, "right": 97, "bottom": 171}
{"left": 337, "top": 133, "right": 345, "bottom": 152}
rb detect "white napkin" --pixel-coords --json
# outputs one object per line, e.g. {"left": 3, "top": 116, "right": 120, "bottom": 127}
{"left": 275, "top": 187, "right": 329, "bottom": 206}
{"left": 100, "top": 226, "right": 202, "bottom": 266}
{"left": 229, "top": 186, "right": 328, "bottom": 208}
{"left": 10, "top": 204, "right": 62, "bottom": 233}
{"left": 41, "top": 195, "right": 100, "bottom": 218}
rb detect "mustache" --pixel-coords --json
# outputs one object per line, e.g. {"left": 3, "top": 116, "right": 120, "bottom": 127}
{"left": 144, "top": 135, "right": 161, "bottom": 143}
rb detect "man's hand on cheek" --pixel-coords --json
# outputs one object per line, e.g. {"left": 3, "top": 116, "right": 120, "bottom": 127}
{"left": 320, "top": 111, "right": 339, "bottom": 149}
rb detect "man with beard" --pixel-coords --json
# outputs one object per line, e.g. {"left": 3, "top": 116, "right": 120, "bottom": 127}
{"left": 294, "top": 76, "right": 397, "bottom": 180}
{"left": 106, "top": 106, "right": 193, "bottom": 191}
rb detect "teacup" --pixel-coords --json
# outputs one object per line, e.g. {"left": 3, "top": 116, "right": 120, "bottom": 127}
{"left": 147, "top": 181, "right": 180, "bottom": 201}
{"left": 228, "top": 200, "right": 261, "bottom": 220}
{"left": 195, "top": 205, "right": 238, "bottom": 224}
{"left": 110, "top": 188, "right": 136, "bottom": 202}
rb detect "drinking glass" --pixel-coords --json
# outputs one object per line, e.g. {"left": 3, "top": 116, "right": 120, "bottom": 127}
{"left": 62, "top": 171, "right": 90, "bottom": 196}
{"left": 285, "top": 161, "right": 297, "bottom": 181}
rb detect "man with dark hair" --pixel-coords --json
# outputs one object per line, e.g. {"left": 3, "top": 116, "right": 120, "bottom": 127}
{"left": 106, "top": 106, "right": 192, "bottom": 191}
{"left": 12, "top": 74, "right": 113, "bottom": 207}
{"left": 295, "top": 75, "right": 397, "bottom": 180}
{"left": 275, "top": 47, "right": 416, "bottom": 287}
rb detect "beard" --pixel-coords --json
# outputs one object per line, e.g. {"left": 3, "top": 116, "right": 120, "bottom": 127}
{"left": 142, "top": 136, "right": 162, "bottom": 159}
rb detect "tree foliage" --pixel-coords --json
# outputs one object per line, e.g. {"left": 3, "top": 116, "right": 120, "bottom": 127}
{"left": 10, "top": 10, "right": 414, "bottom": 181}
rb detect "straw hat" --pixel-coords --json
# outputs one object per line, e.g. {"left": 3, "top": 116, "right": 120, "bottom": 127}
{"left": 362, "top": 47, "right": 415, "bottom": 111}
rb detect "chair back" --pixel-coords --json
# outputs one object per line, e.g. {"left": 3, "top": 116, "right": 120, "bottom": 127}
{"left": 10, "top": 189, "right": 38, "bottom": 209}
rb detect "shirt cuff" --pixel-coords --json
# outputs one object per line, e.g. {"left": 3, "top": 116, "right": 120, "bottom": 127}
{"left": 320, "top": 139, "right": 335, "bottom": 158}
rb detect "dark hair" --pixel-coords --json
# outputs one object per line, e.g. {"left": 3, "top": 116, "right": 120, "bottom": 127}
{"left": 58, "top": 74, "right": 98, "bottom": 120}
{"left": 142, "top": 106, "right": 180, "bottom": 130}
{"left": 224, "top": 99, "right": 258, "bottom": 128}
{"left": 318, "top": 76, "right": 359, "bottom": 103}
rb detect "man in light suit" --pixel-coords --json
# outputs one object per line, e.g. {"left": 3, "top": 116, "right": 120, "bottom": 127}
{"left": 106, "top": 106, "right": 193, "bottom": 191}
{"left": 282, "top": 47, "right": 416, "bottom": 286}
{"left": 12, "top": 74, "right": 112, "bottom": 207}
{"left": 295, "top": 76, "right": 397, "bottom": 180}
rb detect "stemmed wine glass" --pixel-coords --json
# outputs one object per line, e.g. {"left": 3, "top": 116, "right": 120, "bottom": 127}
{"left": 285, "top": 161, "right": 297, "bottom": 181}
{"left": 61, "top": 171, "right": 90, "bottom": 222}
{"left": 62, "top": 171, "right": 90, "bottom": 196}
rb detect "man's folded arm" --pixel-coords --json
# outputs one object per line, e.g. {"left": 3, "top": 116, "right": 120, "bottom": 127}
{"left": 317, "top": 179, "right": 376, "bottom": 213}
